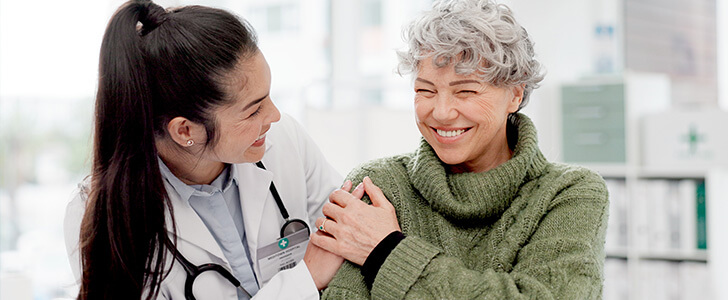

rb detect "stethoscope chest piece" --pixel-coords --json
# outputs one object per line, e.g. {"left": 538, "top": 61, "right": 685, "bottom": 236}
{"left": 173, "top": 160, "right": 310, "bottom": 299}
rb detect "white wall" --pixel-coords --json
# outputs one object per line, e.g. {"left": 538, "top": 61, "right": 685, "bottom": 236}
{"left": 502, "top": 0, "right": 600, "bottom": 161}
{"left": 305, "top": 107, "right": 421, "bottom": 176}
{"left": 305, "top": 0, "right": 606, "bottom": 173}
{"left": 719, "top": 0, "right": 728, "bottom": 110}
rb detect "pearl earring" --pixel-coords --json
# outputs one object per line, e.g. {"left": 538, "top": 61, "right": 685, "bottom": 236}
{"left": 186, "top": 139, "right": 194, "bottom": 147}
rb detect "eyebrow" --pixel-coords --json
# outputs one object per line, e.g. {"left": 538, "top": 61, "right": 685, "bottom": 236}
{"left": 449, "top": 80, "right": 482, "bottom": 86}
{"left": 415, "top": 78, "right": 482, "bottom": 86}
{"left": 242, "top": 93, "right": 268, "bottom": 112}
{"left": 415, "top": 78, "right": 434, "bottom": 85}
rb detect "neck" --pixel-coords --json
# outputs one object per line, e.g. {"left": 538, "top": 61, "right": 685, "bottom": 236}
{"left": 156, "top": 139, "right": 225, "bottom": 185}
{"left": 452, "top": 128, "right": 514, "bottom": 174}
{"left": 452, "top": 145, "right": 513, "bottom": 174}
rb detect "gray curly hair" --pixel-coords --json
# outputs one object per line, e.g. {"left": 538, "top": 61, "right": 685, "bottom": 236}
{"left": 397, "top": 0, "right": 545, "bottom": 110}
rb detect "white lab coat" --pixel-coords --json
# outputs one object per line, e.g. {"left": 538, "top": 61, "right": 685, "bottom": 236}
{"left": 64, "top": 114, "right": 342, "bottom": 299}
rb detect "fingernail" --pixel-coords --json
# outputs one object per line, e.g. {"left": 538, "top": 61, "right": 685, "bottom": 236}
{"left": 355, "top": 182, "right": 363, "bottom": 190}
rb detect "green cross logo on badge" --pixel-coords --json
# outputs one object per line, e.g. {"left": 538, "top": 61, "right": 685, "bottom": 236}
{"left": 278, "top": 238, "right": 289, "bottom": 249}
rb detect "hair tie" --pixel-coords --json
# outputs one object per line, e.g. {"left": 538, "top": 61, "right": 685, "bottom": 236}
{"left": 138, "top": 2, "right": 168, "bottom": 36}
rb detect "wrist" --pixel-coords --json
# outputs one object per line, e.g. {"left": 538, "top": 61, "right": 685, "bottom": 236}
{"left": 360, "top": 231, "right": 405, "bottom": 289}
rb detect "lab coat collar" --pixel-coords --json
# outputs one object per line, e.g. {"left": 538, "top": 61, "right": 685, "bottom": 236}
{"left": 158, "top": 158, "right": 237, "bottom": 200}
{"left": 158, "top": 157, "right": 196, "bottom": 203}
{"left": 164, "top": 179, "right": 228, "bottom": 261}
{"left": 163, "top": 137, "right": 276, "bottom": 263}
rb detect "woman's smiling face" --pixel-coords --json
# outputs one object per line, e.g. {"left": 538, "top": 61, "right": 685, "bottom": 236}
{"left": 209, "top": 51, "right": 281, "bottom": 164}
{"left": 413, "top": 57, "right": 523, "bottom": 173}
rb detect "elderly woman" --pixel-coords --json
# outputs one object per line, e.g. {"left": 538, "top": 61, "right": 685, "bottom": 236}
{"left": 310, "top": 0, "right": 609, "bottom": 299}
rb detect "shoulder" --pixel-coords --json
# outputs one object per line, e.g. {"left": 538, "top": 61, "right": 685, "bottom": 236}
{"left": 538, "top": 162, "right": 609, "bottom": 206}
{"left": 345, "top": 154, "right": 412, "bottom": 185}
{"left": 267, "top": 113, "right": 306, "bottom": 142}
{"left": 552, "top": 163, "right": 607, "bottom": 191}
{"left": 64, "top": 177, "right": 92, "bottom": 281}
{"left": 66, "top": 177, "right": 92, "bottom": 215}
{"left": 265, "top": 113, "right": 318, "bottom": 157}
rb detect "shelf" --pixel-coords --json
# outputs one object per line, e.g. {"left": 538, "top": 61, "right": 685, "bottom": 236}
{"left": 606, "top": 247, "right": 629, "bottom": 259}
{"left": 578, "top": 164, "right": 711, "bottom": 179}
{"left": 605, "top": 248, "right": 708, "bottom": 262}
{"left": 560, "top": 77, "right": 725, "bottom": 299}
{"left": 637, "top": 166, "right": 710, "bottom": 179}
{"left": 579, "top": 163, "right": 628, "bottom": 178}
{"left": 637, "top": 249, "right": 708, "bottom": 262}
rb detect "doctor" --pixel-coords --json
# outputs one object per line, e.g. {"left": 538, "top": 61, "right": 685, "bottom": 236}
{"left": 63, "top": 1, "right": 348, "bottom": 299}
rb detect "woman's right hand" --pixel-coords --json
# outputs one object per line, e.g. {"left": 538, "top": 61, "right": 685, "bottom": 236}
{"left": 303, "top": 180, "right": 364, "bottom": 290}
{"left": 303, "top": 241, "right": 343, "bottom": 290}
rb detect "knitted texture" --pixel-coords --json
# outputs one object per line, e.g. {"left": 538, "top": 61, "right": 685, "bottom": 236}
{"left": 322, "top": 113, "right": 609, "bottom": 300}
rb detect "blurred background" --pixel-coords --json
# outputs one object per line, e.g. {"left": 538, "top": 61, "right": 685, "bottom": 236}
{"left": 1, "top": 0, "right": 727, "bottom": 299}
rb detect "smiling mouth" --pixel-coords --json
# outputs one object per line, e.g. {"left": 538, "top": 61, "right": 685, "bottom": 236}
{"left": 435, "top": 128, "right": 469, "bottom": 137}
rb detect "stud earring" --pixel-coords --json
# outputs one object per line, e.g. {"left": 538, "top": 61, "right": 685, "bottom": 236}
{"left": 186, "top": 139, "right": 194, "bottom": 147}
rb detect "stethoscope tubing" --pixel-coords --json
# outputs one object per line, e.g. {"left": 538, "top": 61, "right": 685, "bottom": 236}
{"left": 171, "top": 160, "right": 309, "bottom": 299}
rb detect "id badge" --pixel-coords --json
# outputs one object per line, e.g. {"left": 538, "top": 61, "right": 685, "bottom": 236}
{"left": 256, "top": 227, "right": 309, "bottom": 284}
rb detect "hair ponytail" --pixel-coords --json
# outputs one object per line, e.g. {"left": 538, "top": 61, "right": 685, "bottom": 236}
{"left": 80, "top": 1, "right": 172, "bottom": 299}
{"left": 79, "top": 0, "right": 258, "bottom": 299}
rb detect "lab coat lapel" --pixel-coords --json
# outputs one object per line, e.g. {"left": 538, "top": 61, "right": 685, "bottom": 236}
{"left": 236, "top": 164, "right": 271, "bottom": 262}
{"left": 164, "top": 181, "right": 227, "bottom": 261}
{"left": 236, "top": 141, "right": 275, "bottom": 262}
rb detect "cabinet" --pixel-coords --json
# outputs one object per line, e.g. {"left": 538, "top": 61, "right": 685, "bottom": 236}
{"left": 561, "top": 74, "right": 728, "bottom": 299}
{"left": 597, "top": 168, "right": 727, "bottom": 300}
{"left": 560, "top": 72, "right": 670, "bottom": 165}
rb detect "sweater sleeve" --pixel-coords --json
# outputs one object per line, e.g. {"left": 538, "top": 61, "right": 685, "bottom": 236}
{"left": 324, "top": 170, "right": 609, "bottom": 300}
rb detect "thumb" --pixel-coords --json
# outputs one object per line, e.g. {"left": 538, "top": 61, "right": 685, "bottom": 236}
{"left": 363, "top": 176, "right": 390, "bottom": 208}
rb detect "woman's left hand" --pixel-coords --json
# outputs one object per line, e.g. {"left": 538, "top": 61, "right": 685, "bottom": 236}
{"left": 310, "top": 176, "right": 401, "bottom": 266}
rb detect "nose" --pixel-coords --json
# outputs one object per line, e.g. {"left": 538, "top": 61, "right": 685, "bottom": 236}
{"left": 431, "top": 94, "right": 457, "bottom": 122}
{"left": 267, "top": 97, "right": 282, "bottom": 123}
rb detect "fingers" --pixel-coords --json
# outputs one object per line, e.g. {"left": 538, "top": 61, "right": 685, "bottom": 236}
{"left": 314, "top": 216, "right": 338, "bottom": 236}
{"left": 321, "top": 202, "right": 344, "bottom": 222}
{"left": 329, "top": 177, "right": 384, "bottom": 209}
{"left": 341, "top": 180, "right": 353, "bottom": 192}
{"left": 329, "top": 188, "right": 357, "bottom": 208}
{"left": 309, "top": 230, "right": 338, "bottom": 253}
{"left": 362, "top": 176, "right": 391, "bottom": 208}
{"left": 314, "top": 217, "right": 328, "bottom": 232}
{"left": 351, "top": 182, "right": 365, "bottom": 199}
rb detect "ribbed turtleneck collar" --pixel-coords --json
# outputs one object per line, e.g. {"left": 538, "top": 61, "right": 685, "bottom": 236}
{"left": 406, "top": 113, "right": 548, "bottom": 223}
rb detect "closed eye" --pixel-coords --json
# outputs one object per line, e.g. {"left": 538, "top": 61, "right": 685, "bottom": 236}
{"left": 247, "top": 105, "right": 262, "bottom": 119}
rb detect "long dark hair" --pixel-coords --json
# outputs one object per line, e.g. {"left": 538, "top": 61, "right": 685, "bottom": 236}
{"left": 78, "top": 1, "right": 258, "bottom": 299}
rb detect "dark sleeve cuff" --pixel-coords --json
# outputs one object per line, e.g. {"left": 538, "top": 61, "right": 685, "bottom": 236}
{"left": 360, "top": 231, "right": 406, "bottom": 289}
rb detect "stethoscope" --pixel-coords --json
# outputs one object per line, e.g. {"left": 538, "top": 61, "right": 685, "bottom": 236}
{"left": 173, "top": 161, "right": 310, "bottom": 300}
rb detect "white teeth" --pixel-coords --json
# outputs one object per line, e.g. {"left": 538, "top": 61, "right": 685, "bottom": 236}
{"left": 256, "top": 133, "right": 266, "bottom": 141}
{"left": 436, "top": 129, "right": 466, "bottom": 137}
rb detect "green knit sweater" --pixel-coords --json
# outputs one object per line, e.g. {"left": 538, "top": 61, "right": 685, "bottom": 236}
{"left": 322, "top": 114, "right": 609, "bottom": 300}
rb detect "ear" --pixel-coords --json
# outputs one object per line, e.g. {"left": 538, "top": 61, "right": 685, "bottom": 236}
{"left": 507, "top": 84, "right": 525, "bottom": 114}
{"left": 166, "top": 117, "right": 206, "bottom": 147}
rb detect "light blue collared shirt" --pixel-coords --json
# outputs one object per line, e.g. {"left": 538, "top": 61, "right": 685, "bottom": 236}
{"left": 158, "top": 158, "right": 259, "bottom": 299}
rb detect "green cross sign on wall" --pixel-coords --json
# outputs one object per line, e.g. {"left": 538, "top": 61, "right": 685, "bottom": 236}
{"left": 681, "top": 124, "right": 705, "bottom": 155}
